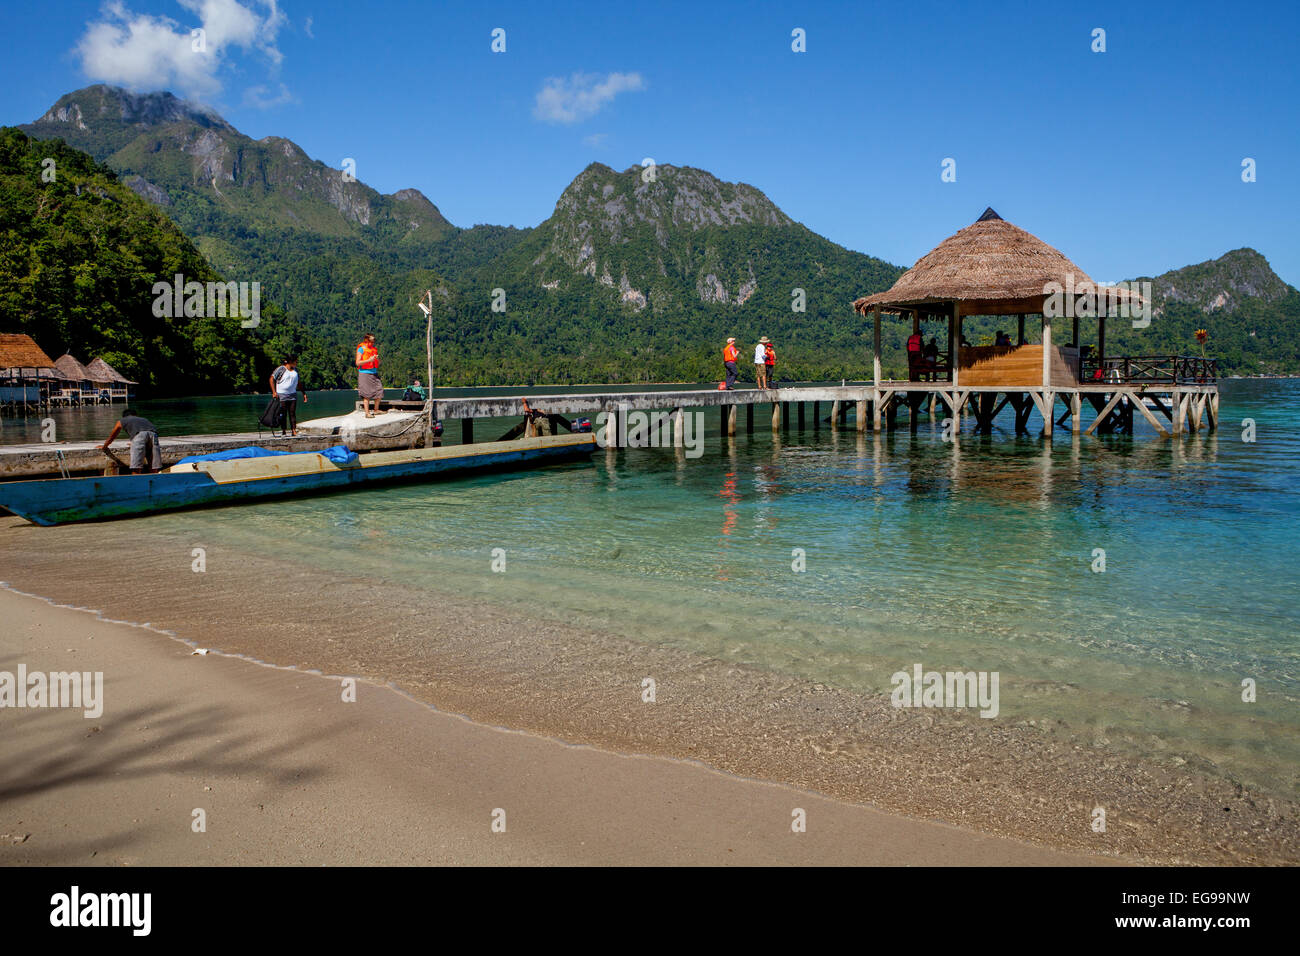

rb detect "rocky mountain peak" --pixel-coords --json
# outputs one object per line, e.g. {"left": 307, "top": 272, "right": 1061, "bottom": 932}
{"left": 1147, "top": 248, "right": 1292, "bottom": 312}
{"left": 553, "top": 162, "right": 792, "bottom": 236}
{"left": 37, "top": 84, "right": 232, "bottom": 134}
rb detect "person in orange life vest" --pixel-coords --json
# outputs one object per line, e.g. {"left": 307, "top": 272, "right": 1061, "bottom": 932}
{"left": 356, "top": 333, "right": 383, "bottom": 418}
{"left": 722, "top": 337, "right": 740, "bottom": 390}
{"left": 906, "top": 331, "right": 930, "bottom": 379}
{"left": 763, "top": 340, "right": 777, "bottom": 389}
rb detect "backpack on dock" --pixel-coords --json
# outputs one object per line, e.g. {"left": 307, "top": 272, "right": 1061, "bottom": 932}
{"left": 258, "top": 395, "right": 283, "bottom": 430}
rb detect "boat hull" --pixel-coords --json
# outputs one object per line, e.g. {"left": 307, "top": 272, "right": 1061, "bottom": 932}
{"left": 0, "top": 435, "right": 596, "bottom": 526}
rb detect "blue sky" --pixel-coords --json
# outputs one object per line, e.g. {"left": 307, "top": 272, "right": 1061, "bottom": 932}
{"left": 3, "top": 0, "right": 1298, "bottom": 283}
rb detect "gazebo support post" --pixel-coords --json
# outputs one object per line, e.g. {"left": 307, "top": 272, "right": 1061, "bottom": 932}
{"left": 1041, "top": 313, "right": 1054, "bottom": 438}
{"left": 872, "top": 305, "right": 882, "bottom": 387}
{"left": 949, "top": 303, "right": 959, "bottom": 389}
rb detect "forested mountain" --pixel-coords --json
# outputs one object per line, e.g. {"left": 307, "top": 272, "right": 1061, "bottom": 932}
{"left": 0, "top": 127, "right": 312, "bottom": 394}
{"left": 11, "top": 84, "right": 1299, "bottom": 389}
{"left": 18, "top": 86, "right": 904, "bottom": 387}
{"left": 1116, "top": 250, "right": 1300, "bottom": 375}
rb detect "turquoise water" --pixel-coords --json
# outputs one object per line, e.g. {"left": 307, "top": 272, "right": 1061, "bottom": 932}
{"left": 14, "top": 379, "right": 1300, "bottom": 794}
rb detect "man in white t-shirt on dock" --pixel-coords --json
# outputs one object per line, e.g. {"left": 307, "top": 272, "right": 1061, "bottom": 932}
{"left": 753, "top": 338, "right": 769, "bottom": 389}
{"left": 269, "top": 356, "right": 307, "bottom": 436}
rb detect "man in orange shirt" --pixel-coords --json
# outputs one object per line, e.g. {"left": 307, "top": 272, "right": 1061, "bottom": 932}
{"left": 722, "top": 337, "right": 739, "bottom": 390}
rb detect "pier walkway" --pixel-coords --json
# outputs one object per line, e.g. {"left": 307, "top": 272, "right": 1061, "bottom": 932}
{"left": 0, "top": 378, "right": 1218, "bottom": 479}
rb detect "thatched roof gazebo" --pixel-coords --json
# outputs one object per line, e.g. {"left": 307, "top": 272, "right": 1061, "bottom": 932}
{"left": 0, "top": 334, "right": 59, "bottom": 410}
{"left": 54, "top": 353, "right": 95, "bottom": 384}
{"left": 0, "top": 333, "right": 58, "bottom": 379}
{"left": 87, "top": 357, "right": 137, "bottom": 386}
{"left": 852, "top": 208, "right": 1141, "bottom": 393}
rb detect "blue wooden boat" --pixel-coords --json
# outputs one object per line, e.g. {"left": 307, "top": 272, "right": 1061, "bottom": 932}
{"left": 0, "top": 434, "right": 596, "bottom": 526}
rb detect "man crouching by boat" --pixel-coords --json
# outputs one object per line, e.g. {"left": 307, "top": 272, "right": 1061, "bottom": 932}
{"left": 356, "top": 333, "right": 383, "bottom": 418}
{"left": 101, "top": 409, "right": 162, "bottom": 474}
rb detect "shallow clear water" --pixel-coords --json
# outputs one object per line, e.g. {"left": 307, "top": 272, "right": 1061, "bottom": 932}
{"left": 9, "top": 379, "right": 1299, "bottom": 794}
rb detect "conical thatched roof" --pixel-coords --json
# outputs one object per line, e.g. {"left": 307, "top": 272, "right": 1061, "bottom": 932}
{"left": 854, "top": 208, "right": 1140, "bottom": 315}
{"left": 54, "top": 353, "right": 94, "bottom": 382}
{"left": 87, "top": 356, "right": 136, "bottom": 385}
{"left": 0, "top": 333, "right": 57, "bottom": 375}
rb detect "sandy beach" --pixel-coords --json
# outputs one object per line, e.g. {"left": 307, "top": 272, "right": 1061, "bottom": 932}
{"left": 0, "top": 586, "right": 1101, "bottom": 866}
{"left": 1, "top": 507, "right": 1297, "bottom": 867}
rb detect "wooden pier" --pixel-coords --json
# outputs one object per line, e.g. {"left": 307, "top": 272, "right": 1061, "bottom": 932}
{"left": 431, "top": 376, "right": 1219, "bottom": 446}
{"left": 0, "top": 374, "right": 1218, "bottom": 480}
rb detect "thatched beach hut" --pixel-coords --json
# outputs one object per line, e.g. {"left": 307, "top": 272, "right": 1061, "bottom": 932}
{"left": 86, "top": 357, "right": 136, "bottom": 402}
{"left": 0, "top": 334, "right": 58, "bottom": 411}
{"left": 853, "top": 207, "right": 1142, "bottom": 392}
{"left": 53, "top": 353, "right": 98, "bottom": 404}
{"left": 846, "top": 209, "right": 1214, "bottom": 437}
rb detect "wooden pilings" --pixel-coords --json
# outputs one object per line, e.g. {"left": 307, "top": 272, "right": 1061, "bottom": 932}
{"left": 461, "top": 418, "right": 474, "bottom": 444}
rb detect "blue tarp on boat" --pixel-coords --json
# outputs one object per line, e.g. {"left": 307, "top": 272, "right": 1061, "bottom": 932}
{"left": 319, "top": 446, "right": 359, "bottom": 465}
{"left": 177, "top": 446, "right": 289, "bottom": 464}
{"left": 178, "top": 445, "right": 357, "bottom": 465}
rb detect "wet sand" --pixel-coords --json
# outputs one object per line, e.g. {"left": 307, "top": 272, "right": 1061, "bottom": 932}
{"left": 0, "top": 587, "right": 1104, "bottom": 865}
{"left": 0, "top": 515, "right": 1296, "bottom": 865}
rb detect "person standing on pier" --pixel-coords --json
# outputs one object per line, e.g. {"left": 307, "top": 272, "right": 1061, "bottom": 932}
{"left": 270, "top": 356, "right": 307, "bottom": 437}
{"left": 754, "top": 337, "right": 770, "bottom": 389}
{"left": 722, "top": 337, "right": 740, "bottom": 389}
{"left": 356, "top": 333, "right": 383, "bottom": 418}
{"left": 763, "top": 339, "right": 777, "bottom": 388}
{"left": 100, "top": 409, "right": 161, "bottom": 474}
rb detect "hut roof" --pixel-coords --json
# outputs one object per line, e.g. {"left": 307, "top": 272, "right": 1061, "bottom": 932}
{"left": 86, "top": 356, "right": 136, "bottom": 385}
{"left": 0, "top": 333, "right": 58, "bottom": 375}
{"left": 54, "top": 353, "right": 95, "bottom": 382}
{"left": 854, "top": 208, "right": 1140, "bottom": 315}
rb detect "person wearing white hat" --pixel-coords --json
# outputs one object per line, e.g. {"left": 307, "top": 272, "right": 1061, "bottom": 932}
{"left": 754, "top": 337, "right": 770, "bottom": 389}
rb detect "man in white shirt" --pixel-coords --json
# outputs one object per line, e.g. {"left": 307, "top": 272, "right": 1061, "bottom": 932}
{"left": 269, "top": 356, "right": 307, "bottom": 436}
{"left": 753, "top": 338, "right": 768, "bottom": 389}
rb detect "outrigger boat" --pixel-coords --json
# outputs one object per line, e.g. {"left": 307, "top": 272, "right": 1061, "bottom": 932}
{"left": 0, "top": 434, "right": 596, "bottom": 526}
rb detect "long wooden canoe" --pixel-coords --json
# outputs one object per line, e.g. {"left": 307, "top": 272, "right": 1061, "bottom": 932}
{"left": 0, "top": 434, "right": 596, "bottom": 526}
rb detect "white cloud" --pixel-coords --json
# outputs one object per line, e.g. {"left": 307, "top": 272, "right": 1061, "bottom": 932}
{"left": 533, "top": 72, "right": 645, "bottom": 125}
{"left": 243, "top": 82, "right": 294, "bottom": 108}
{"left": 583, "top": 132, "right": 608, "bottom": 148}
{"left": 304, "top": 16, "right": 313, "bottom": 39}
{"left": 76, "top": 0, "right": 286, "bottom": 99}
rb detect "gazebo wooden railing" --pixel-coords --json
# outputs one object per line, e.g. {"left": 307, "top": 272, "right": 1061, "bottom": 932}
{"left": 1082, "top": 355, "right": 1218, "bottom": 385}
